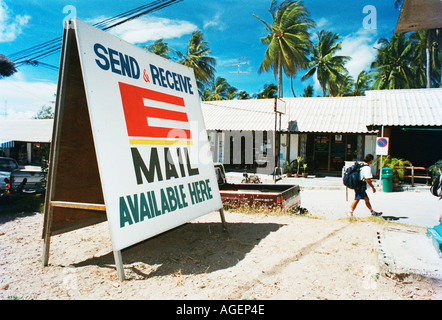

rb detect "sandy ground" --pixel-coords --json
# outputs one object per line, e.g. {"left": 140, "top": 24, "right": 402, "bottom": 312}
{"left": 1, "top": 192, "right": 442, "bottom": 300}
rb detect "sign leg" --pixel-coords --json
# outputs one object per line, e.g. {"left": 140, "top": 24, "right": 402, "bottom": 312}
{"left": 42, "top": 235, "right": 51, "bottom": 267}
{"left": 113, "top": 250, "right": 125, "bottom": 281}
{"left": 219, "top": 208, "right": 227, "bottom": 231}
{"left": 42, "top": 203, "right": 54, "bottom": 267}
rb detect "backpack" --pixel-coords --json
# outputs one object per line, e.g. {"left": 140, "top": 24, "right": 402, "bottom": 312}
{"left": 430, "top": 175, "right": 442, "bottom": 197}
{"left": 343, "top": 162, "right": 365, "bottom": 190}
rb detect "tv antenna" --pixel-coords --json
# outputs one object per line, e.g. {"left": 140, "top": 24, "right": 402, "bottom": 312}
{"left": 224, "top": 57, "right": 249, "bottom": 87}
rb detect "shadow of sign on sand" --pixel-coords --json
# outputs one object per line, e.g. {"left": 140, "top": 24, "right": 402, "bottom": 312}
{"left": 73, "top": 221, "right": 285, "bottom": 278}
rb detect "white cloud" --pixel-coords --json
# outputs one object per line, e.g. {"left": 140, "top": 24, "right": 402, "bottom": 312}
{"left": 0, "top": 73, "right": 56, "bottom": 120}
{"left": 0, "top": 0, "right": 31, "bottom": 42}
{"left": 108, "top": 16, "right": 198, "bottom": 44}
{"left": 338, "top": 29, "right": 378, "bottom": 78}
{"left": 316, "top": 17, "right": 329, "bottom": 29}
{"left": 203, "top": 12, "right": 225, "bottom": 31}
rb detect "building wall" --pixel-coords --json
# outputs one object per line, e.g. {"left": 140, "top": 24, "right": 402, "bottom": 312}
{"left": 208, "top": 129, "right": 377, "bottom": 175}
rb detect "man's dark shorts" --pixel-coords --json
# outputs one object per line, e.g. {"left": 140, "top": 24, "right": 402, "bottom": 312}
{"left": 355, "top": 184, "right": 368, "bottom": 200}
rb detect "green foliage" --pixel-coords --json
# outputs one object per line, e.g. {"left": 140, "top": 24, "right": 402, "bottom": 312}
{"left": 301, "top": 30, "right": 351, "bottom": 97}
{"left": 382, "top": 156, "right": 412, "bottom": 180}
{"left": 429, "top": 160, "right": 442, "bottom": 176}
{"left": 254, "top": 0, "right": 314, "bottom": 97}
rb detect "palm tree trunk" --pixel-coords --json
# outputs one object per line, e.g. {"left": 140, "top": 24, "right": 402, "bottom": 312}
{"left": 426, "top": 31, "right": 431, "bottom": 88}
{"left": 290, "top": 75, "right": 296, "bottom": 97}
{"left": 278, "top": 52, "right": 283, "bottom": 98}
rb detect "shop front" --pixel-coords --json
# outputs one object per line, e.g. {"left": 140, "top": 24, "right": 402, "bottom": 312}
{"left": 302, "top": 133, "right": 370, "bottom": 175}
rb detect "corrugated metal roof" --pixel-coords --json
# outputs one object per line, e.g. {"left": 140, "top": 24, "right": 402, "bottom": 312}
{"left": 202, "top": 96, "right": 373, "bottom": 133}
{"left": 201, "top": 99, "right": 279, "bottom": 131}
{"left": 0, "top": 89, "right": 440, "bottom": 144}
{"left": 285, "top": 96, "right": 371, "bottom": 133}
{"left": 202, "top": 88, "right": 442, "bottom": 133}
{"left": 366, "top": 88, "right": 442, "bottom": 127}
{"left": 0, "top": 119, "right": 53, "bottom": 143}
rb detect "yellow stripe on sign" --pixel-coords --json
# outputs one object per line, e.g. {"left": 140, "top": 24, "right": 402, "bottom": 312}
{"left": 129, "top": 139, "right": 193, "bottom": 146}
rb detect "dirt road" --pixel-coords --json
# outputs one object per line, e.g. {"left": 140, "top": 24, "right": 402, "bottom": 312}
{"left": 1, "top": 204, "right": 441, "bottom": 300}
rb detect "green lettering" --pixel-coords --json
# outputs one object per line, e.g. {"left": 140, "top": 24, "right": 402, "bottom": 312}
{"left": 119, "top": 196, "right": 133, "bottom": 228}
{"left": 148, "top": 190, "right": 162, "bottom": 217}
{"left": 179, "top": 184, "right": 188, "bottom": 207}
{"left": 173, "top": 185, "right": 184, "bottom": 209}
{"left": 160, "top": 188, "right": 170, "bottom": 213}
{"left": 205, "top": 179, "right": 213, "bottom": 199}
{"left": 188, "top": 182, "right": 197, "bottom": 204}
{"left": 199, "top": 180, "right": 208, "bottom": 201}
{"left": 127, "top": 194, "right": 139, "bottom": 223}
{"left": 140, "top": 192, "right": 151, "bottom": 221}
{"left": 166, "top": 186, "right": 178, "bottom": 211}
{"left": 195, "top": 182, "right": 202, "bottom": 202}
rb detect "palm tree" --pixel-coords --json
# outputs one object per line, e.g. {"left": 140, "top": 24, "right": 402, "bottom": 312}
{"left": 370, "top": 33, "right": 415, "bottom": 90}
{"left": 226, "top": 86, "right": 239, "bottom": 100}
{"left": 238, "top": 91, "right": 251, "bottom": 100}
{"left": 351, "top": 70, "right": 373, "bottom": 96}
{"left": 0, "top": 54, "right": 17, "bottom": 79}
{"left": 204, "top": 77, "right": 231, "bottom": 101}
{"left": 256, "top": 83, "right": 278, "bottom": 99}
{"left": 333, "top": 72, "right": 353, "bottom": 97}
{"left": 254, "top": 0, "right": 314, "bottom": 98}
{"left": 144, "top": 39, "right": 172, "bottom": 59}
{"left": 301, "top": 84, "right": 313, "bottom": 97}
{"left": 174, "top": 31, "right": 216, "bottom": 94}
{"left": 393, "top": 0, "right": 440, "bottom": 88}
{"left": 201, "top": 88, "right": 212, "bottom": 101}
{"left": 409, "top": 30, "right": 441, "bottom": 88}
{"left": 301, "top": 30, "right": 351, "bottom": 97}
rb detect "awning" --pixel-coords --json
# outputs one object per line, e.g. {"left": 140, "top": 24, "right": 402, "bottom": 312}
{"left": 0, "top": 119, "right": 54, "bottom": 143}
{"left": 395, "top": 0, "right": 442, "bottom": 32}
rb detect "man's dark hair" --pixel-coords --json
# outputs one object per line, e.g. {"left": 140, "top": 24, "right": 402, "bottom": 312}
{"left": 364, "top": 154, "right": 374, "bottom": 162}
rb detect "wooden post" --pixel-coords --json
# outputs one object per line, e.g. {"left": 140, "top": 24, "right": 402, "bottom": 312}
{"left": 42, "top": 224, "right": 52, "bottom": 267}
{"left": 113, "top": 250, "right": 125, "bottom": 281}
{"left": 219, "top": 208, "right": 227, "bottom": 231}
{"left": 411, "top": 166, "right": 415, "bottom": 187}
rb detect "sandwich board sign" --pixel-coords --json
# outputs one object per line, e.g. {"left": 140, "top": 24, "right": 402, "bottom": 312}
{"left": 42, "top": 19, "right": 224, "bottom": 280}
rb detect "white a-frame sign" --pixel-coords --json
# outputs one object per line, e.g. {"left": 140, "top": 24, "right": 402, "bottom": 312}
{"left": 43, "top": 19, "right": 225, "bottom": 280}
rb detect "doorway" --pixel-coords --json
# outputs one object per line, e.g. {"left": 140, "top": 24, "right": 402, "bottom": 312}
{"left": 306, "top": 134, "right": 360, "bottom": 173}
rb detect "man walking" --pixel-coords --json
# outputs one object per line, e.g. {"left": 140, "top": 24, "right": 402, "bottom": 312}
{"left": 349, "top": 154, "right": 382, "bottom": 217}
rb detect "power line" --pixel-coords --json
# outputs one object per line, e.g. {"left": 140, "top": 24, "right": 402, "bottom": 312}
{"left": 10, "top": 0, "right": 183, "bottom": 68}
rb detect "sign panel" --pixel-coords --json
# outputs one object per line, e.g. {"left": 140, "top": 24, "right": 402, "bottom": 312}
{"left": 376, "top": 137, "right": 389, "bottom": 156}
{"left": 72, "top": 19, "right": 222, "bottom": 251}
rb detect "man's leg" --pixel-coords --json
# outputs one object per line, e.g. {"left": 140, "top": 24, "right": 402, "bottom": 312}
{"left": 349, "top": 199, "right": 359, "bottom": 216}
{"left": 364, "top": 196, "right": 382, "bottom": 216}
{"left": 363, "top": 197, "right": 372, "bottom": 211}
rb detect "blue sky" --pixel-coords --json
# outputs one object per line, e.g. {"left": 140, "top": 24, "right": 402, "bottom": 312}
{"left": 0, "top": 0, "right": 400, "bottom": 119}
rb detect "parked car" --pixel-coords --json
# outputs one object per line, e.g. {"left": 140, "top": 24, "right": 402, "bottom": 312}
{"left": 0, "top": 157, "right": 44, "bottom": 196}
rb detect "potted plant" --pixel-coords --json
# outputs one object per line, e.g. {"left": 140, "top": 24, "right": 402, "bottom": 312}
{"left": 295, "top": 156, "right": 303, "bottom": 177}
{"left": 302, "top": 163, "right": 308, "bottom": 178}
{"left": 429, "top": 160, "right": 442, "bottom": 176}
{"left": 382, "top": 156, "right": 412, "bottom": 184}
{"left": 285, "top": 161, "right": 292, "bottom": 177}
